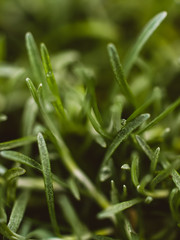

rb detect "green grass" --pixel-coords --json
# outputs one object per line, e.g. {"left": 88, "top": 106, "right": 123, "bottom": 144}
{"left": 1, "top": 1, "right": 180, "bottom": 239}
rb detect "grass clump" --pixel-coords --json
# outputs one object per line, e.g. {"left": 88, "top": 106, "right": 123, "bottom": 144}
{"left": 1, "top": 2, "right": 180, "bottom": 239}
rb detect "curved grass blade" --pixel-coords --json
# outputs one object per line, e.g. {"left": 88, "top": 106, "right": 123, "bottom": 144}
{"left": 138, "top": 97, "right": 180, "bottom": 134}
{"left": 40, "top": 43, "right": 65, "bottom": 119}
{"left": 0, "top": 223, "right": 25, "bottom": 240}
{"left": 4, "top": 167, "right": 26, "bottom": 182}
{"left": 123, "top": 11, "right": 167, "bottom": 75}
{"left": 107, "top": 43, "right": 137, "bottom": 108}
{"left": 97, "top": 198, "right": 142, "bottom": 219}
{"left": 37, "top": 132, "right": 60, "bottom": 235}
{"left": 0, "top": 136, "right": 36, "bottom": 151}
{"left": 101, "top": 114, "right": 150, "bottom": 171}
{"left": 25, "top": 32, "right": 44, "bottom": 85}
{"left": 8, "top": 190, "right": 29, "bottom": 232}
{"left": 131, "top": 153, "right": 140, "bottom": 187}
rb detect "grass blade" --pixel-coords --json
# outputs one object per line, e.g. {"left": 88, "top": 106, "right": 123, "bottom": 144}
{"left": 123, "top": 11, "right": 167, "bottom": 75}
{"left": 0, "top": 136, "right": 36, "bottom": 151}
{"left": 100, "top": 114, "right": 150, "bottom": 173}
{"left": 107, "top": 43, "right": 137, "bottom": 108}
{"left": 136, "top": 135, "right": 154, "bottom": 161}
{"left": 131, "top": 153, "right": 140, "bottom": 187}
{"left": 150, "top": 147, "right": 160, "bottom": 174}
{"left": 138, "top": 97, "right": 180, "bottom": 134}
{"left": 8, "top": 191, "right": 29, "bottom": 232}
{"left": 4, "top": 167, "right": 26, "bottom": 182}
{"left": 25, "top": 32, "right": 44, "bottom": 85}
{"left": 40, "top": 43, "right": 65, "bottom": 119}
{"left": 97, "top": 198, "right": 142, "bottom": 219}
{"left": 171, "top": 169, "right": 180, "bottom": 191}
{"left": 37, "top": 132, "right": 59, "bottom": 235}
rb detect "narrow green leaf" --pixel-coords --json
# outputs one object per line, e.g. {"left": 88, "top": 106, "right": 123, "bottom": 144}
{"left": 0, "top": 150, "right": 42, "bottom": 171}
{"left": 0, "top": 223, "right": 25, "bottom": 240}
{"left": 58, "top": 195, "right": 89, "bottom": 238}
{"left": 101, "top": 114, "right": 150, "bottom": 168}
{"left": 110, "top": 180, "right": 119, "bottom": 204}
{"left": 171, "top": 169, "right": 180, "bottom": 191}
{"left": 0, "top": 136, "right": 36, "bottom": 151}
{"left": 37, "top": 132, "right": 59, "bottom": 235}
{"left": 131, "top": 153, "right": 140, "bottom": 187}
{"left": 151, "top": 159, "right": 180, "bottom": 188}
{"left": 0, "top": 186, "right": 7, "bottom": 224}
{"left": 136, "top": 135, "right": 154, "bottom": 161}
{"left": 169, "top": 188, "right": 179, "bottom": 221}
{"left": 25, "top": 78, "right": 39, "bottom": 104}
{"left": 25, "top": 32, "right": 44, "bottom": 85}
{"left": 107, "top": 43, "right": 137, "bottom": 108}
{"left": 138, "top": 97, "right": 180, "bottom": 134}
{"left": 68, "top": 178, "right": 80, "bottom": 200}
{"left": 40, "top": 43, "right": 65, "bottom": 118}
{"left": 8, "top": 191, "right": 29, "bottom": 232}
{"left": 124, "top": 11, "right": 167, "bottom": 75}
{"left": 150, "top": 147, "right": 160, "bottom": 174}
{"left": 98, "top": 198, "right": 142, "bottom": 219}
{"left": 4, "top": 167, "right": 26, "bottom": 182}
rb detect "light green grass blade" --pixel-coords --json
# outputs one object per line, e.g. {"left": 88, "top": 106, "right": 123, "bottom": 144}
{"left": 4, "top": 167, "right": 26, "bottom": 182}
{"left": 97, "top": 198, "right": 142, "bottom": 219}
{"left": 138, "top": 97, "right": 180, "bottom": 134}
{"left": 25, "top": 32, "right": 44, "bottom": 85}
{"left": 169, "top": 188, "right": 179, "bottom": 221}
{"left": 110, "top": 180, "right": 119, "bottom": 204}
{"left": 0, "top": 136, "right": 36, "bottom": 151}
{"left": 136, "top": 135, "right": 154, "bottom": 161}
{"left": 37, "top": 132, "right": 60, "bottom": 235}
{"left": 8, "top": 191, "right": 29, "bottom": 232}
{"left": 131, "top": 153, "right": 140, "bottom": 187}
{"left": 68, "top": 178, "right": 80, "bottom": 200}
{"left": 124, "top": 11, "right": 167, "bottom": 75}
{"left": 150, "top": 147, "right": 160, "bottom": 174}
{"left": 107, "top": 43, "right": 137, "bottom": 108}
{"left": 26, "top": 77, "right": 39, "bottom": 104}
{"left": 100, "top": 114, "right": 150, "bottom": 174}
{"left": 40, "top": 43, "right": 66, "bottom": 119}
{"left": 58, "top": 195, "right": 89, "bottom": 239}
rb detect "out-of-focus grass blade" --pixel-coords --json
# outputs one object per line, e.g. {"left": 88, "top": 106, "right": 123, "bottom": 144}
{"left": 131, "top": 153, "right": 140, "bottom": 187}
{"left": 150, "top": 147, "right": 160, "bottom": 174}
{"left": 0, "top": 114, "right": 7, "bottom": 122}
{"left": 100, "top": 114, "right": 150, "bottom": 177}
{"left": 171, "top": 169, "right": 180, "bottom": 191}
{"left": 169, "top": 188, "right": 179, "bottom": 221}
{"left": 25, "top": 32, "right": 44, "bottom": 85}
{"left": 124, "top": 11, "right": 167, "bottom": 76}
{"left": 0, "top": 186, "right": 7, "bottom": 224}
{"left": 107, "top": 43, "right": 137, "bottom": 108}
{"left": 4, "top": 167, "right": 26, "bottom": 182}
{"left": 0, "top": 223, "right": 25, "bottom": 240}
{"left": 127, "top": 88, "right": 160, "bottom": 122}
{"left": 138, "top": 97, "right": 180, "bottom": 134}
{"left": 92, "top": 235, "right": 118, "bottom": 240}
{"left": 98, "top": 198, "right": 142, "bottom": 219}
{"left": 68, "top": 177, "right": 80, "bottom": 200}
{"left": 110, "top": 180, "right": 119, "bottom": 204}
{"left": 40, "top": 43, "right": 66, "bottom": 119}
{"left": 0, "top": 136, "right": 36, "bottom": 151}
{"left": 8, "top": 191, "right": 29, "bottom": 232}
{"left": 37, "top": 132, "right": 59, "bottom": 235}
{"left": 136, "top": 135, "right": 154, "bottom": 161}
{"left": 58, "top": 195, "right": 89, "bottom": 239}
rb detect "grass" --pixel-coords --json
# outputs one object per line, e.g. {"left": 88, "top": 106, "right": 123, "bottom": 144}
{"left": 1, "top": 1, "right": 180, "bottom": 239}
